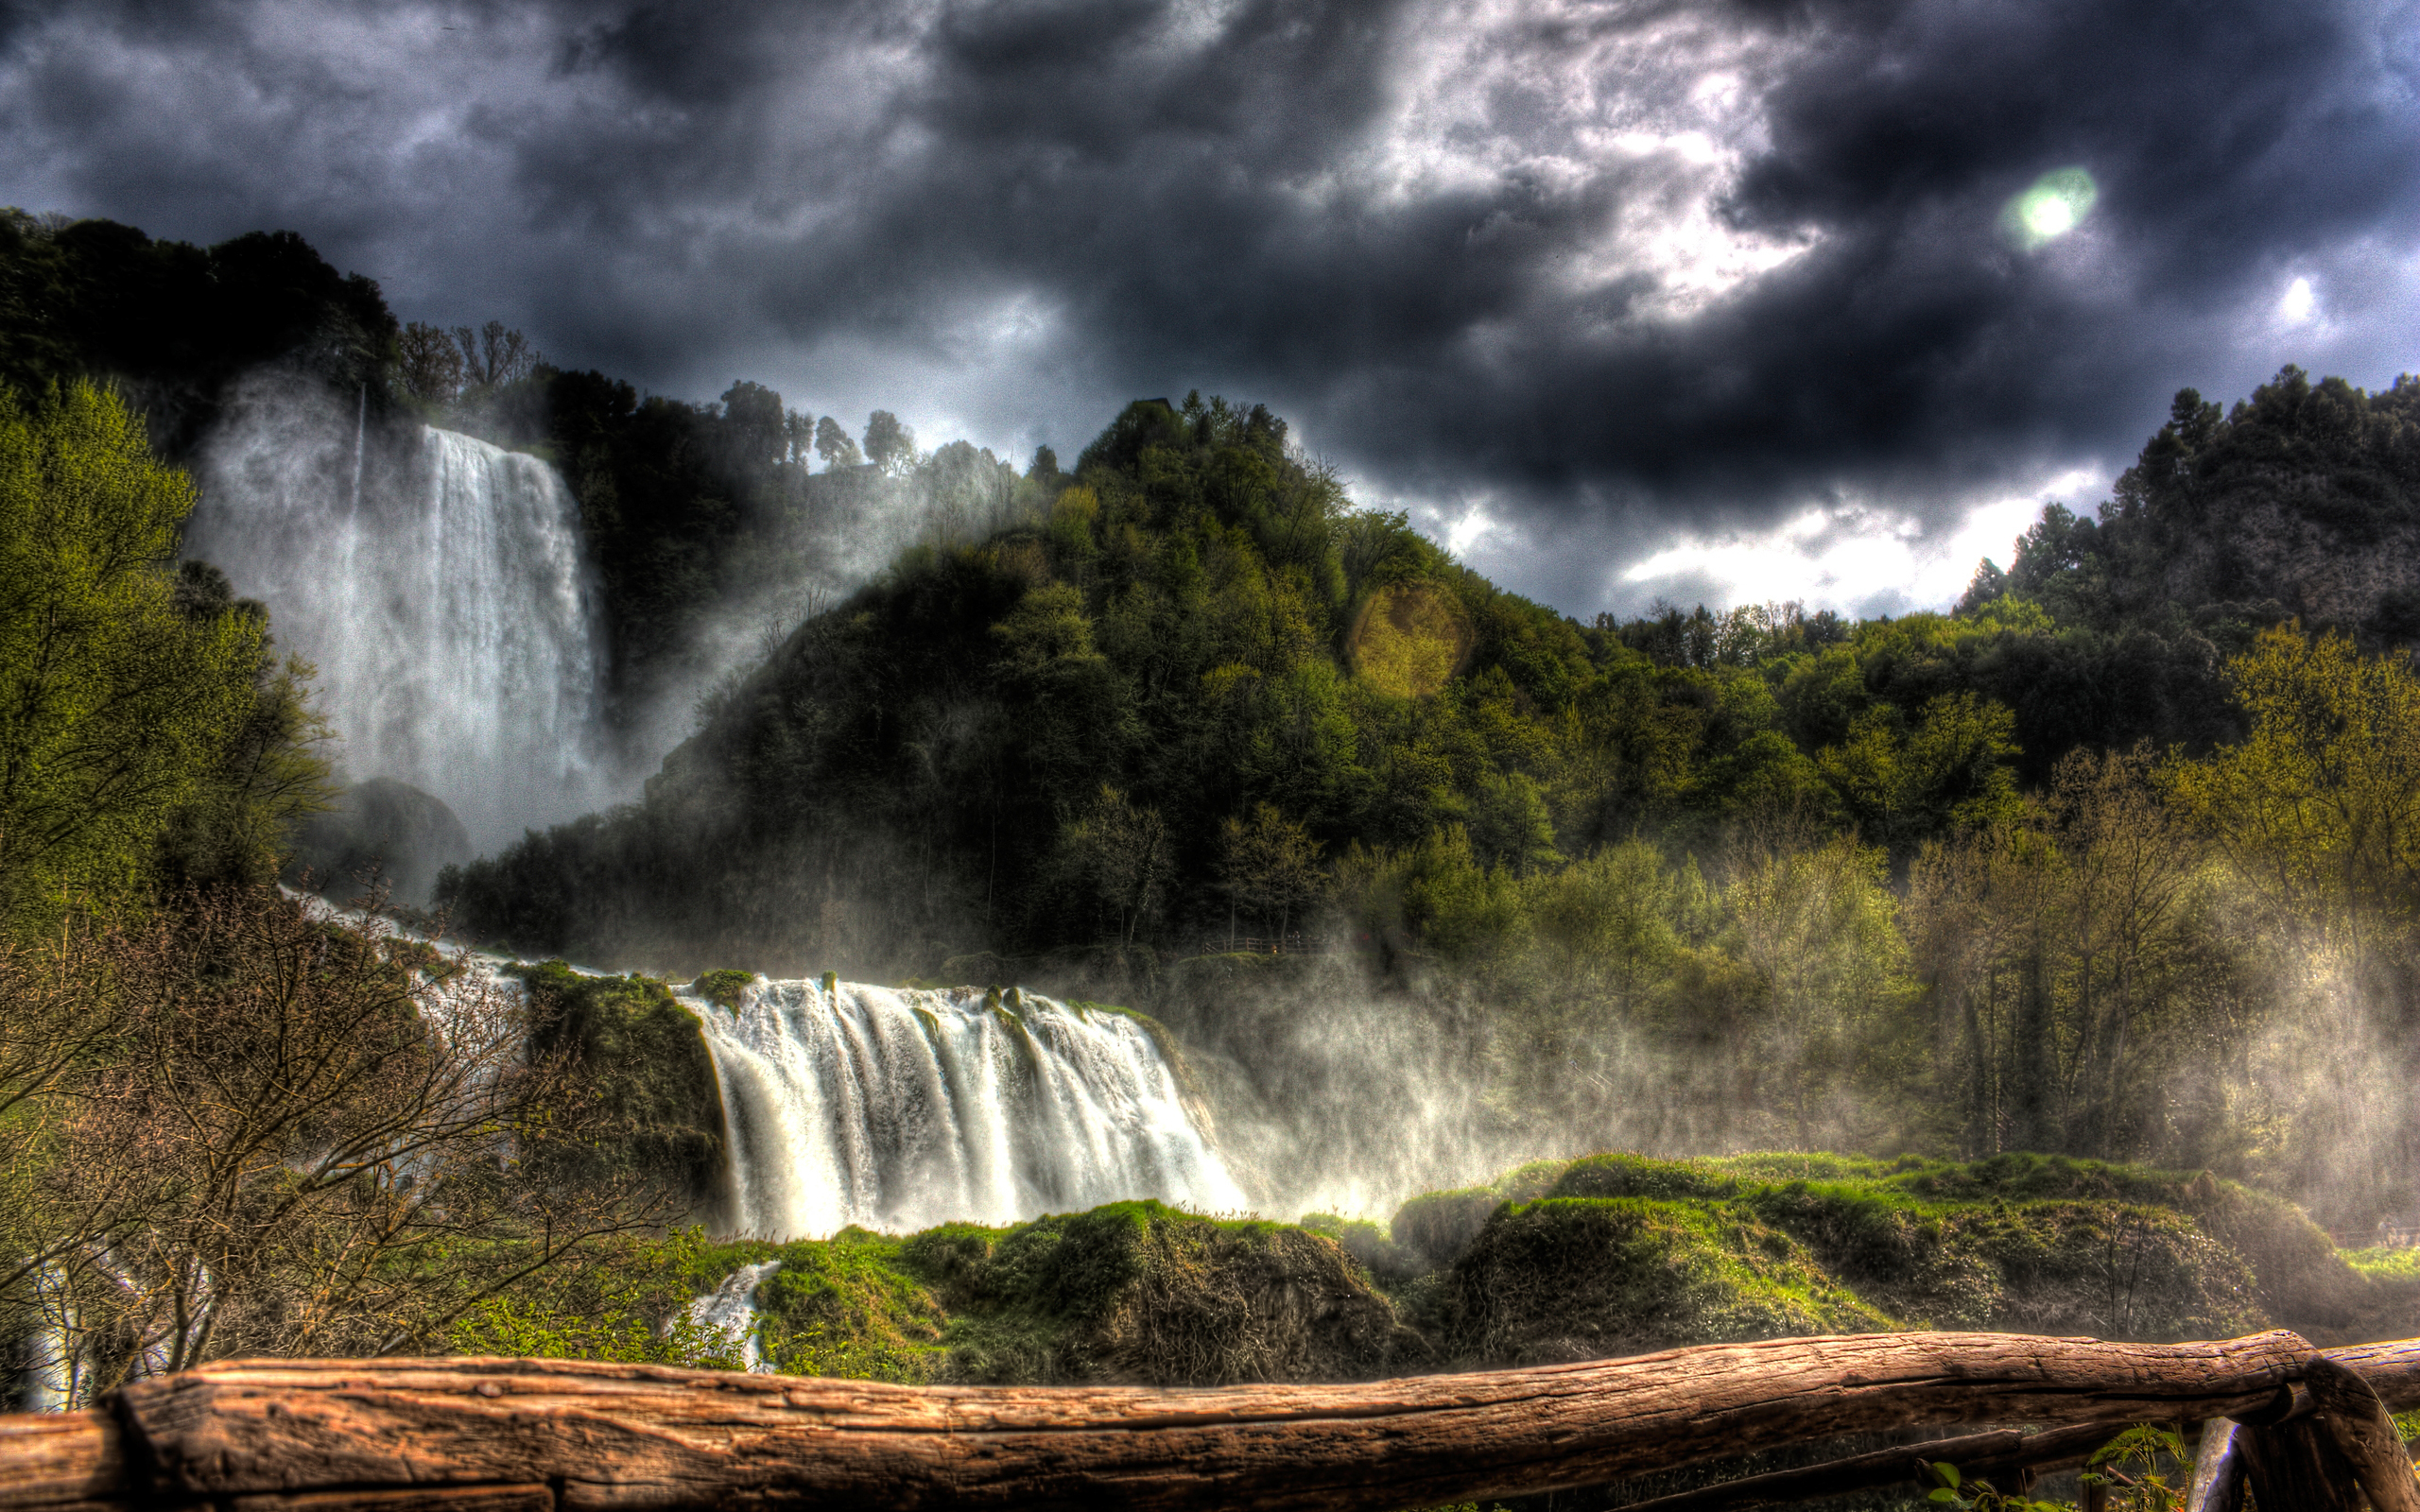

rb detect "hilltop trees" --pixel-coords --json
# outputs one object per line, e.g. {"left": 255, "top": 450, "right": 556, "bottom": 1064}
{"left": 863, "top": 409, "right": 915, "bottom": 474}
{"left": 814, "top": 415, "right": 863, "bottom": 469}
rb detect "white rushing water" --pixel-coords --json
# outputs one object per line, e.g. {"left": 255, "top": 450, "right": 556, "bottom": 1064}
{"left": 196, "top": 404, "right": 611, "bottom": 853}
{"left": 687, "top": 1261, "right": 780, "bottom": 1370}
{"left": 694, "top": 980, "right": 1248, "bottom": 1240}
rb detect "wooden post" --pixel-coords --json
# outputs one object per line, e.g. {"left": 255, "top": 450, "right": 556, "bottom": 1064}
{"left": 2303, "top": 1354, "right": 2420, "bottom": 1512}
{"left": 2239, "top": 1418, "right": 2364, "bottom": 1511}
{"left": 2181, "top": 1418, "right": 2242, "bottom": 1512}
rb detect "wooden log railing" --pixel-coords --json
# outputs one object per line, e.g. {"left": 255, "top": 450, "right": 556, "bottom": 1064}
{"left": 0, "top": 1331, "right": 2412, "bottom": 1512}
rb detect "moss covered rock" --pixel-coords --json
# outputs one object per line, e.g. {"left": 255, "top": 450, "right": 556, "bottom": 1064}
{"left": 1386, "top": 1149, "right": 2369, "bottom": 1362}
{"left": 513, "top": 961, "right": 726, "bottom": 1209}
{"left": 1443, "top": 1197, "right": 1895, "bottom": 1366}
{"left": 1390, "top": 1159, "right": 1571, "bottom": 1268}
{"left": 735, "top": 1201, "right": 1424, "bottom": 1386}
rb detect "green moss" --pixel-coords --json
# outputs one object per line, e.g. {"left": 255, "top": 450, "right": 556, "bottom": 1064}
{"left": 1391, "top": 1160, "right": 1576, "bottom": 1268}
{"left": 1300, "top": 1211, "right": 1423, "bottom": 1282}
{"left": 1445, "top": 1196, "right": 1897, "bottom": 1366}
{"left": 510, "top": 960, "right": 727, "bottom": 1208}
{"left": 1392, "top": 1187, "right": 1505, "bottom": 1268}
{"left": 689, "top": 969, "right": 754, "bottom": 1013}
{"left": 1409, "top": 1150, "right": 2325, "bottom": 1349}
{"left": 755, "top": 1229, "right": 949, "bottom": 1383}
{"left": 1880, "top": 1153, "right": 2368, "bottom": 1330}
{"left": 2343, "top": 1246, "right": 2420, "bottom": 1280}
{"left": 749, "top": 1201, "right": 1419, "bottom": 1386}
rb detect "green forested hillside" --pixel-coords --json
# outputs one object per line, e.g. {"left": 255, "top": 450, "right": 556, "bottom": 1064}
{"left": 440, "top": 381, "right": 2420, "bottom": 1228}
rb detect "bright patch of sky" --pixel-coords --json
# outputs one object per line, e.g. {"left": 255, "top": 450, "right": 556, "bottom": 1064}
{"left": 1374, "top": 0, "right": 1818, "bottom": 320}
{"left": 1611, "top": 469, "right": 2103, "bottom": 618}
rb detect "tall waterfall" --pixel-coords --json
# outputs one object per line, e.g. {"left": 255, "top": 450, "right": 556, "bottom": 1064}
{"left": 695, "top": 980, "right": 1247, "bottom": 1239}
{"left": 195, "top": 395, "right": 610, "bottom": 852}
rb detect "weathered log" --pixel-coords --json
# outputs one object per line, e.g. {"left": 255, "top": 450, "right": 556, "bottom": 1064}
{"left": 0, "top": 1330, "right": 2394, "bottom": 1512}
{"left": 1606, "top": 1420, "right": 2121, "bottom": 1512}
{"left": 1587, "top": 1336, "right": 2420, "bottom": 1512}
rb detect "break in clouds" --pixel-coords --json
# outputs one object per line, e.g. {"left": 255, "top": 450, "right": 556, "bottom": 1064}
{"left": 2, "top": 0, "right": 2416, "bottom": 614}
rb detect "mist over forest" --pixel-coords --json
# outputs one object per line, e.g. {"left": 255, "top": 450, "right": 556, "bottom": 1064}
{"left": 4, "top": 207, "right": 2418, "bottom": 1498}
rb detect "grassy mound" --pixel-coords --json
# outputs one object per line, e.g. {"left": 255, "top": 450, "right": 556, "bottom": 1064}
{"left": 1886, "top": 1152, "right": 2367, "bottom": 1331}
{"left": 753, "top": 1229, "right": 951, "bottom": 1381}
{"left": 1382, "top": 1150, "right": 2373, "bottom": 1358}
{"left": 1543, "top": 1153, "right": 2263, "bottom": 1339}
{"left": 728, "top": 1201, "right": 1423, "bottom": 1386}
{"left": 1441, "top": 1197, "right": 1894, "bottom": 1366}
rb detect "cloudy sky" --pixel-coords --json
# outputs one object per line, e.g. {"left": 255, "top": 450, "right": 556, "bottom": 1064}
{"left": 4, "top": 0, "right": 2416, "bottom": 618}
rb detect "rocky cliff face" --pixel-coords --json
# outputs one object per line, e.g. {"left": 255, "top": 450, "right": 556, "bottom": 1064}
{"left": 2154, "top": 474, "right": 2420, "bottom": 633}
{"left": 2001, "top": 368, "right": 2420, "bottom": 642}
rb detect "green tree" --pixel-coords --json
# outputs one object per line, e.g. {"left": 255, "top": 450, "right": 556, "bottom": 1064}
{"left": 1215, "top": 802, "right": 1326, "bottom": 950}
{"left": 863, "top": 409, "right": 915, "bottom": 475}
{"left": 2164, "top": 625, "right": 2420, "bottom": 949}
{"left": 2162, "top": 625, "right": 2420, "bottom": 1218}
{"left": 1819, "top": 692, "right": 2021, "bottom": 851}
{"left": 814, "top": 414, "right": 863, "bottom": 470}
{"left": 1058, "top": 785, "right": 1169, "bottom": 949}
{"left": 0, "top": 383, "right": 264, "bottom": 925}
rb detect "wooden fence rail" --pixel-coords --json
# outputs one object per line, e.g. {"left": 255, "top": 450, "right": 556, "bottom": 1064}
{"left": 0, "top": 1330, "right": 2413, "bottom": 1512}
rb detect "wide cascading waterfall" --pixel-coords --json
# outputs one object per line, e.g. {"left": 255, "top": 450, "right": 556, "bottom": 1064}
{"left": 194, "top": 404, "right": 611, "bottom": 854}
{"left": 695, "top": 981, "right": 1248, "bottom": 1239}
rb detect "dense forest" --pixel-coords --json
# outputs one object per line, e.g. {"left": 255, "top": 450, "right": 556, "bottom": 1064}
{"left": 3, "top": 208, "right": 2417, "bottom": 1442}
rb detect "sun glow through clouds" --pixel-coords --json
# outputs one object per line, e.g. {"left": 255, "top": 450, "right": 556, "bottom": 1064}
{"left": 2002, "top": 167, "right": 2099, "bottom": 249}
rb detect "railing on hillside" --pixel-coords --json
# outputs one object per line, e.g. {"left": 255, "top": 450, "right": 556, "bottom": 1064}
{"left": 1, "top": 1330, "right": 2413, "bottom": 1512}
{"left": 2338, "top": 1221, "right": 2420, "bottom": 1249}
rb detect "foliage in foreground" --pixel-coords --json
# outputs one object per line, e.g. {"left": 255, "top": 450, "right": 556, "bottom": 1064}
{"left": 0, "top": 382, "right": 328, "bottom": 931}
{"left": 0, "top": 887, "right": 677, "bottom": 1408}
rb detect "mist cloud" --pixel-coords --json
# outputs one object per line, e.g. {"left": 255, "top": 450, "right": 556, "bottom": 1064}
{"left": 3, "top": 0, "right": 2415, "bottom": 613}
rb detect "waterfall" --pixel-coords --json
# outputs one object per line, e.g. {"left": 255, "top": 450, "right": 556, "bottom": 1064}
{"left": 687, "top": 1261, "right": 779, "bottom": 1370}
{"left": 349, "top": 385, "right": 366, "bottom": 513}
{"left": 694, "top": 980, "right": 1247, "bottom": 1240}
{"left": 194, "top": 397, "right": 612, "bottom": 855}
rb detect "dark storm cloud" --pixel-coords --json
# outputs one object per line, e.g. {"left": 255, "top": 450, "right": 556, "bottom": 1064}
{"left": 2, "top": 0, "right": 2415, "bottom": 610}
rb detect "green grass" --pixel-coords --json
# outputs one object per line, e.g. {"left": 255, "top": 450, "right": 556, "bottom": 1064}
{"left": 2342, "top": 1246, "right": 2420, "bottom": 1280}
{"left": 458, "top": 1153, "right": 2392, "bottom": 1392}
{"left": 688, "top": 969, "right": 755, "bottom": 1013}
{"left": 1440, "top": 1195, "right": 1898, "bottom": 1364}
{"left": 1390, "top": 1150, "right": 2343, "bottom": 1349}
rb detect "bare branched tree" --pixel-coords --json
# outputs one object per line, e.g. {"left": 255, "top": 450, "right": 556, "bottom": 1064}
{"left": 4, "top": 887, "right": 666, "bottom": 1407}
{"left": 451, "top": 320, "right": 540, "bottom": 389}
